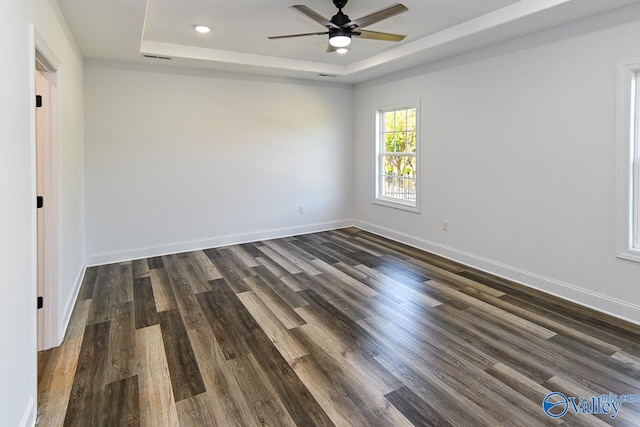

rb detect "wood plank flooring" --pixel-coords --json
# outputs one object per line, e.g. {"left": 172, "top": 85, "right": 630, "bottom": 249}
{"left": 37, "top": 228, "right": 640, "bottom": 426}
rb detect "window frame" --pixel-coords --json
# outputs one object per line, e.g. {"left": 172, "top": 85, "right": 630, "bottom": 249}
{"left": 373, "top": 100, "right": 421, "bottom": 213}
{"left": 616, "top": 61, "right": 640, "bottom": 262}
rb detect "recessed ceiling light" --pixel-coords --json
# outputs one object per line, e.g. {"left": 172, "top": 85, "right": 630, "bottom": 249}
{"left": 336, "top": 47, "right": 348, "bottom": 55}
{"left": 195, "top": 25, "right": 210, "bottom": 34}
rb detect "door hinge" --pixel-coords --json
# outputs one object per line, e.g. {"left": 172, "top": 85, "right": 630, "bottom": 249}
{"left": 36, "top": 95, "right": 43, "bottom": 108}
{"left": 37, "top": 196, "right": 44, "bottom": 209}
{"left": 37, "top": 296, "right": 43, "bottom": 309}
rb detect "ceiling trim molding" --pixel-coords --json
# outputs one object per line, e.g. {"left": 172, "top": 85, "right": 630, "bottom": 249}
{"left": 345, "top": 0, "right": 572, "bottom": 74}
{"left": 137, "top": 0, "right": 635, "bottom": 80}
{"left": 140, "top": 40, "right": 347, "bottom": 75}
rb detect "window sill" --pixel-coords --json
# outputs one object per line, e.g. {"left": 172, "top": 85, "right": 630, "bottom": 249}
{"left": 616, "top": 247, "right": 640, "bottom": 263}
{"left": 373, "top": 198, "right": 420, "bottom": 214}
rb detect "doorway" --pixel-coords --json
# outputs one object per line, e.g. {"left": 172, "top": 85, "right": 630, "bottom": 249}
{"left": 35, "top": 46, "right": 60, "bottom": 351}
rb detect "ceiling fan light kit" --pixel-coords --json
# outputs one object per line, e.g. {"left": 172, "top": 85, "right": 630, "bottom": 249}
{"left": 268, "top": 0, "right": 408, "bottom": 53}
{"left": 329, "top": 29, "right": 351, "bottom": 47}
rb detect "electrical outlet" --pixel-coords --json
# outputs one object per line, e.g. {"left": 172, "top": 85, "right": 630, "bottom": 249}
{"left": 299, "top": 205, "right": 305, "bottom": 214}
{"left": 442, "top": 220, "right": 449, "bottom": 232}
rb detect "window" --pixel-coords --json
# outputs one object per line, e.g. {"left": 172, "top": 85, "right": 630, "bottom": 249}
{"left": 616, "top": 62, "right": 640, "bottom": 262}
{"left": 375, "top": 102, "right": 419, "bottom": 211}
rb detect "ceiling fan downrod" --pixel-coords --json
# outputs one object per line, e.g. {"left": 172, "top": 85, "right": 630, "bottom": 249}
{"left": 331, "top": 0, "right": 351, "bottom": 29}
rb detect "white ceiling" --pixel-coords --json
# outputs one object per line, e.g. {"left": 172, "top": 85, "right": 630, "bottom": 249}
{"left": 57, "top": 0, "right": 640, "bottom": 83}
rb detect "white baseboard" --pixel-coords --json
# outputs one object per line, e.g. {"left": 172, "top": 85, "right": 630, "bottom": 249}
{"left": 85, "top": 219, "right": 354, "bottom": 266}
{"left": 354, "top": 219, "right": 640, "bottom": 326}
{"left": 19, "top": 395, "right": 35, "bottom": 427}
{"left": 82, "top": 217, "right": 640, "bottom": 326}
{"left": 57, "top": 263, "right": 87, "bottom": 346}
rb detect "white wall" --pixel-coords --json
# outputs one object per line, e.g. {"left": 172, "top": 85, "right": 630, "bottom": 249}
{"left": 0, "top": 2, "right": 37, "bottom": 425}
{"left": 84, "top": 62, "right": 353, "bottom": 263}
{"left": 0, "top": 0, "right": 85, "bottom": 425}
{"left": 354, "top": 7, "right": 640, "bottom": 324}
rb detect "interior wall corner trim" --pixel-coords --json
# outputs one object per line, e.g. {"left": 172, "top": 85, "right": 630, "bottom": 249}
{"left": 57, "top": 263, "right": 87, "bottom": 348}
{"left": 18, "top": 395, "right": 35, "bottom": 427}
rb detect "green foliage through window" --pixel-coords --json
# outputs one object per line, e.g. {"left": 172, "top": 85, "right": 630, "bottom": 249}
{"left": 377, "top": 106, "right": 418, "bottom": 205}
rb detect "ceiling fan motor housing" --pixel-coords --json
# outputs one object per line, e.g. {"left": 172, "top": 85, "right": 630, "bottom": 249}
{"left": 330, "top": 10, "right": 351, "bottom": 28}
{"left": 330, "top": 27, "right": 351, "bottom": 38}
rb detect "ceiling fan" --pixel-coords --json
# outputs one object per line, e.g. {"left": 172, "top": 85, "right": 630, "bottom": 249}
{"left": 268, "top": 0, "right": 408, "bottom": 53}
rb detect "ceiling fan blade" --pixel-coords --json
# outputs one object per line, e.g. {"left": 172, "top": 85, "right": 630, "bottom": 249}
{"left": 268, "top": 31, "right": 328, "bottom": 40}
{"left": 354, "top": 29, "right": 405, "bottom": 42}
{"left": 347, "top": 3, "right": 408, "bottom": 29}
{"left": 326, "top": 44, "right": 337, "bottom": 53}
{"left": 292, "top": 5, "right": 340, "bottom": 29}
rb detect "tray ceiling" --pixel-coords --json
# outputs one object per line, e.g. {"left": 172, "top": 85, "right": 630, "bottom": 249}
{"left": 57, "top": 0, "right": 640, "bottom": 82}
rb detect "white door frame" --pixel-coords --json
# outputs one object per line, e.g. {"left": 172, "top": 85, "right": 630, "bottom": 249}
{"left": 31, "top": 28, "right": 62, "bottom": 350}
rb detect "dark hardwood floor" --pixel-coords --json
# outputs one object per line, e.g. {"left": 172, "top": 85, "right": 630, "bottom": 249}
{"left": 37, "top": 228, "right": 640, "bottom": 426}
